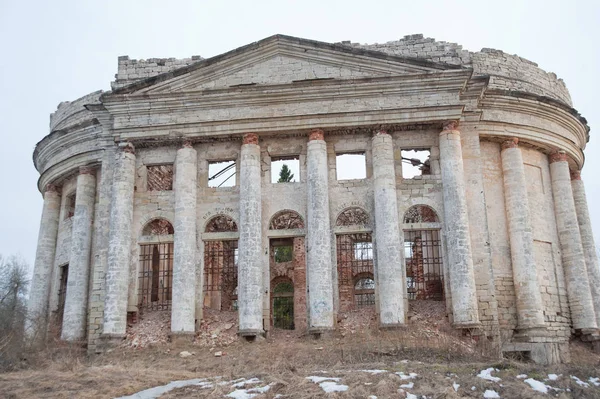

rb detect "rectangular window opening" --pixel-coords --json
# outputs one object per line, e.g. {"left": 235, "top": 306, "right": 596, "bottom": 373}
{"left": 404, "top": 229, "right": 443, "bottom": 300}
{"left": 401, "top": 149, "right": 431, "bottom": 179}
{"left": 65, "top": 193, "right": 76, "bottom": 220}
{"left": 147, "top": 164, "right": 174, "bottom": 191}
{"left": 208, "top": 160, "right": 236, "bottom": 188}
{"left": 203, "top": 240, "right": 238, "bottom": 311}
{"left": 273, "top": 245, "right": 293, "bottom": 263}
{"left": 336, "top": 153, "right": 366, "bottom": 180}
{"left": 138, "top": 243, "right": 174, "bottom": 311}
{"left": 353, "top": 241, "right": 373, "bottom": 261}
{"left": 271, "top": 157, "right": 299, "bottom": 183}
{"left": 56, "top": 264, "right": 69, "bottom": 334}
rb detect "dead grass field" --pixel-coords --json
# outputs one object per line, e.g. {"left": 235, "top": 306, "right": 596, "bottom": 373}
{"left": 1, "top": 328, "right": 600, "bottom": 399}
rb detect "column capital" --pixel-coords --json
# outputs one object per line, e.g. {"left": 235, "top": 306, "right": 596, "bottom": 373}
{"left": 501, "top": 138, "right": 519, "bottom": 150}
{"left": 120, "top": 142, "right": 135, "bottom": 154}
{"left": 79, "top": 166, "right": 96, "bottom": 175}
{"left": 181, "top": 139, "right": 194, "bottom": 149}
{"left": 308, "top": 129, "right": 325, "bottom": 141}
{"left": 44, "top": 184, "right": 59, "bottom": 194}
{"left": 242, "top": 133, "right": 259, "bottom": 145}
{"left": 442, "top": 120, "right": 460, "bottom": 133}
{"left": 373, "top": 129, "right": 389, "bottom": 137}
{"left": 571, "top": 169, "right": 582, "bottom": 181}
{"left": 549, "top": 150, "right": 567, "bottom": 164}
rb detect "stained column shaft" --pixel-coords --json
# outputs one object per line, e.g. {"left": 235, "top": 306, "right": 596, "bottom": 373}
{"left": 550, "top": 152, "right": 597, "bottom": 330}
{"left": 438, "top": 121, "right": 480, "bottom": 326}
{"left": 171, "top": 141, "right": 198, "bottom": 334}
{"left": 62, "top": 167, "right": 97, "bottom": 341}
{"left": 372, "top": 131, "right": 405, "bottom": 326}
{"left": 26, "top": 184, "right": 61, "bottom": 337}
{"left": 103, "top": 143, "right": 136, "bottom": 336}
{"left": 500, "top": 139, "right": 545, "bottom": 330}
{"left": 306, "top": 129, "right": 335, "bottom": 331}
{"left": 571, "top": 170, "right": 600, "bottom": 326}
{"left": 238, "top": 133, "right": 263, "bottom": 335}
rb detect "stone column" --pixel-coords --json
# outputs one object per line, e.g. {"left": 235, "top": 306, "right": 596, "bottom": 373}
{"left": 61, "top": 166, "right": 97, "bottom": 341}
{"left": 500, "top": 138, "right": 545, "bottom": 331}
{"left": 171, "top": 140, "right": 197, "bottom": 338}
{"left": 549, "top": 151, "right": 597, "bottom": 331}
{"left": 103, "top": 143, "right": 136, "bottom": 337}
{"left": 372, "top": 130, "right": 405, "bottom": 326}
{"left": 571, "top": 170, "right": 600, "bottom": 327}
{"left": 438, "top": 121, "right": 480, "bottom": 327}
{"left": 238, "top": 133, "right": 263, "bottom": 337}
{"left": 306, "top": 129, "right": 335, "bottom": 332}
{"left": 26, "top": 184, "right": 61, "bottom": 338}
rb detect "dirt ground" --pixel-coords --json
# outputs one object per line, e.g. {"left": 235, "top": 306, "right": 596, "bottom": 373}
{"left": 1, "top": 304, "right": 600, "bottom": 398}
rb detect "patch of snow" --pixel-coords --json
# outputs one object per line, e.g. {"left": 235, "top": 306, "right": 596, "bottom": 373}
{"left": 226, "top": 384, "right": 272, "bottom": 399}
{"left": 364, "top": 382, "right": 373, "bottom": 385}
{"left": 368, "top": 396, "right": 378, "bottom": 399}
{"left": 453, "top": 382, "right": 460, "bottom": 392}
{"left": 571, "top": 376, "right": 590, "bottom": 387}
{"left": 547, "top": 374, "right": 559, "bottom": 381}
{"left": 400, "top": 382, "right": 414, "bottom": 389}
{"left": 319, "top": 381, "right": 349, "bottom": 393}
{"left": 406, "top": 393, "right": 418, "bottom": 399}
{"left": 524, "top": 378, "right": 548, "bottom": 394}
{"left": 477, "top": 368, "right": 501, "bottom": 382}
{"left": 305, "top": 376, "right": 340, "bottom": 383}
{"left": 483, "top": 389, "right": 500, "bottom": 398}
{"left": 231, "top": 378, "right": 261, "bottom": 388}
{"left": 396, "top": 371, "right": 418, "bottom": 380}
{"left": 471, "top": 386, "right": 476, "bottom": 391}
{"left": 589, "top": 377, "right": 600, "bottom": 387}
{"left": 115, "top": 378, "right": 211, "bottom": 399}
{"left": 359, "top": 369, "right": 388, "bottom": 374}
{"left": 516, "top": 374, "right": 527, "bottom": 379}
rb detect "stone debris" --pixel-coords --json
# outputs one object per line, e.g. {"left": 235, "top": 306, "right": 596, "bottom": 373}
{"left": 195, "top": 308, "right": 238, "bottom": 347}
{"left": 214, "top": 351, "right": 223, "bottom": 357}
{"left": 124, "top": 310, "right": 171, "bottom": 348}
{"left": 179, "top": 351, "right": 193, "bottom": 358}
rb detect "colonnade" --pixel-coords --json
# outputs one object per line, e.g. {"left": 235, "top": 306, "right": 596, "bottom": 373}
{"left": 27, "top": 123, "right": 600, "bottom": 343}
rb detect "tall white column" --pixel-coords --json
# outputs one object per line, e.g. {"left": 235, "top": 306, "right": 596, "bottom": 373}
{"left": 103, "top": 143, "right": 136, "bottom": 337}
{"left": 306, "top": 129, "right": 335, "bottom": 332}
{"left": 438, "top": 121, "right": 480, "bottom": 327}
{"left": 171, "top": 140, "right": 197, "bottom": 337}
{"left": 372, "top": 130, "right": 405, "bottom": 326}
{"left": 500, "top": 138, "right": 545, "bottom": 331}
{"left": 62, "top": 166, "right": 96, "bottom": 341}
{"left": 549, "top": 151, "right": 597, "bottom": 331}
{"left": 571, "top": 170, "right": 600, "bottom": 327}
{"left": 238, "top": 133, "right": 263, "bottom": 336}
{"left": 26, "top": 184, "right": 61, "bottom": 338}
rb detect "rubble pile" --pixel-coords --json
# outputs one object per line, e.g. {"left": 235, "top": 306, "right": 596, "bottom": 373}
{"left": 194, "top": 307, "right": 238, "bottom": 347}
{"left": 337, "top": 306, "right": 378, "bottom": 335}
{"left": 124, "top": 310, "right": 171, "bottom": 348}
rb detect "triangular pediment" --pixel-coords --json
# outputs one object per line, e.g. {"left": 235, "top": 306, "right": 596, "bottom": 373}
{"left": 117, "top": 35, "right": 464, "bottom": 95}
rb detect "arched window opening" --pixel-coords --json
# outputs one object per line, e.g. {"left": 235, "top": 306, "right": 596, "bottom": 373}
{"left": 142, "top": 219, "right": 174, "bottom": 236}
{"left": 354, "top": 276, "right": 375, "bottom": 308}
{"left": 138, "top": 218, "right": 174, "bottom": 312}
{"left": 272, "top": 280, "right": 294, "bottom": 330}
{"left": 205, "top": 215, "right": 238, "bottom": 232}
{"left": 403, "top": 205, "right": 439, "bottom": 224}
{"left": 269, "top": 210, "right": 304, "bottom": 230}
{"left": 404, "top": 230, "right": 443, "bottom": 300}
{"left": 336, "top": 207, "right": 370, "bottom": 227}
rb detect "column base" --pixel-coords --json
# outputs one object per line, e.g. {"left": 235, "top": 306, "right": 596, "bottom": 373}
{"left": 308, "top": 327, "right": 334, "bottom": 339}
{"left": 238, "top": 329, "right": 264, "bottom": 342}
{"left": 169, "top": 331, "right": 195, "bottom": 346}
{"left": 513, "top": 326, "right": 550, "bottom": 342}
{"left": 379, "top": 322, "right": 407, "bottom": 330}
{"left": 502, "top": 342, "right": 569, "bottom": 365}
{"left": 452, "top": 321, "right": 482, "bottom": 330}
{"left": 99, "top": 333, "right": 126, "bottom": 352}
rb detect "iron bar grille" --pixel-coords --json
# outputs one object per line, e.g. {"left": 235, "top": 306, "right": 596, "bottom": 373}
{"left": 204, "top": 240, "right": 238, "bottom": 310}
{"left": 354, "top": 278, "right": 375, "bottom": 307}
{"left": 138, "top": 243, "right": 173, "bottom": 311}
{"left": 336, "top": 233, "right": 373, "bottom": 286}
{"left": 404, "top": 229, "right": 443, "bottom": 300}
{"left": 57, "top": 264, "right": 69, "bottom": 329}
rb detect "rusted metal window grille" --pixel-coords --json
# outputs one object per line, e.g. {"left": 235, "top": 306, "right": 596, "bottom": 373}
{"left": 273, "top": 282, "right": 294, "bottom": 330}
{"left": 138, "top": 243, "right": 173, "bottom": 311}
{"left": 404, "top": 229, "right": 443, "bottom": 300}
{"left": 56, "top": 264, "right": 69, "bottom": 330}
{"left": 336, "top": 233, "right": 373, "bottom": 285}
{"left": 354, "top": 278, "right": 375, "bottom": 307}
{"left": 204, "top": 240, "right": 238, "bottom": 308}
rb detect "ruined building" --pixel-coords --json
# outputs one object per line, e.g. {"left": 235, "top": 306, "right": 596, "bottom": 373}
{"left": 28, "top": 34, "right": 599, "bottom": 364}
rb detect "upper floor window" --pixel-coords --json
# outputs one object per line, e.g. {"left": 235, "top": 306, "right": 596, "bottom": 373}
{"left": 401, "top": 149, "right": 430, "bottom": 178}
{"left": 271, "top": 157, "right": 299, "bottom": 183}
{"left": 64, "top": 193, "right": 76, "bottom": 220}
{"left": 208, "top": 160, "right": 236, "bottom": 188}
{"left": 147, "top": 164, "right": 174, "bottom": 191}
{"left": 336, "top": 153, "right": 366, "bottom": 180}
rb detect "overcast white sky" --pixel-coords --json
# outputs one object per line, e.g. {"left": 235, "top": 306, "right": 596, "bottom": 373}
{"left": 1, "top": 0, "right": 598, "bottom": 273}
